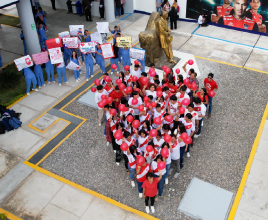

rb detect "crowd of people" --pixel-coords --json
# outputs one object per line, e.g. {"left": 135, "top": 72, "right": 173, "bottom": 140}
{"left": 94, "top": 61, "right": 218, "bottom": 213}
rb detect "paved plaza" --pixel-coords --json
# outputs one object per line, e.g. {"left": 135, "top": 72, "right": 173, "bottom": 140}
{"left": 0, "top": 4, "right": 268, "bottom": 220}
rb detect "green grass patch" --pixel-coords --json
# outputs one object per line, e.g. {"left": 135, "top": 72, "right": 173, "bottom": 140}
{"left": 0, "top": 14, "right": 20, "bottom": 27}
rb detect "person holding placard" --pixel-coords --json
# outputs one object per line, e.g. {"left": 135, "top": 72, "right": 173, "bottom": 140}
{"left": 70, "top": 50, "right": 83, "bottom": 82}
{"left": 56, "top": 61, "right": 68, "bottom": 86}
{"left": 95, "top": 44, "right": 106, "bottom": 74}
{"left": 63, "top": 47, "right": 72, "bottom": 66}
{"left": 110, "top": 42, "right": 119, "bottom": 74}
{"left": 85, "top": 53, "right": 94, "bottom": 81}
{"left": 110, "top": 25, "right": 121, "bottom": 44}
{"left": 45, "top": 53, "right": 55, "bottom": 84}
{"left": 121, "top": 47, "right": 131, "bottom": 67}
{"left": 84, "top": 30, "right": 91, "bottom": 42}
{"left": 34, "top": 64, "right": 45, "bottom": 88}
{"left": 22, "top": 67, "right": 38, "bottom": 95}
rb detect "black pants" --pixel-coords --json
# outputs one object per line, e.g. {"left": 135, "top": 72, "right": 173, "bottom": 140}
{"left": 170, "top": 19, "right": 177, "bottom": 29}
{"left": 121, "top": 4, "right": 124, "bottom": 15}
{"left": 145, "top": 196, "right": 155, "bottom": 206}
{"left": 123, "top": 154, "right": 129, "bottom": 170}
{"left": 99, "top": 6, "right": 105, "bottom": 18}
{"left": 85, "top": 8, "right": 92, "bottom": 21}
{"left": 51, "top": 0, "right": 56, "bottom": 10}
{"left": 111, "top": 132, "right": 116, "bottom": 151}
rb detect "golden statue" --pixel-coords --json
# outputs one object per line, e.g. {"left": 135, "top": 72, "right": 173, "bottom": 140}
{"left": 158, "top": 11, "right": 176, "bottom": 63}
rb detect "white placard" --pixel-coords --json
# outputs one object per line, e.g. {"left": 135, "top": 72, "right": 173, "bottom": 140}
{"left": 130, "top": 48, "right": 146, "bottom": 61}
{"left": 90, "top": 32, "right": 103, "bottom": 45}
{"left": 58, "top": 31, "right": 70, "bottom": 39}
{"left": 80, "top": 42, "right": 96, "bottom": 54}
{"left": 96, "top": 22, "right": 109, "bottom": 33}
{"left": 48, "top": 47, "right": 64, "bottom": 64}
{"left": 66, "top": 61, "right": 81, "bottom": 71}
{"left": 69, "top": 25, "right": 84, "bottom": 36}
{"left": 63, "top": 37, "right": 79, "bottom": 48}
{"left": 100, "top": 43, "right": 115, "bottom": 59}
{"left": 14, "top": 55, "right": 33, "bottom": 71}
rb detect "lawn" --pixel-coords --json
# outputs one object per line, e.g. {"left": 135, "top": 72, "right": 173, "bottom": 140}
{"left": 0, "top": 14, "right": 20, "bottom": 27}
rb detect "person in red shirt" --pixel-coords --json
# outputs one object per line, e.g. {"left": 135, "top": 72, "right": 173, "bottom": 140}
{"left": 167, "top": 79, "right": 178, "bottom": 94}
{"left": 211, "top": 0, "right": 233, "bottom": 23}
{"left": 154, "top": 79, "right": 163, "bottom": 92}
{"left": 204, "top": 73, "right": 218, "bottom": 117}
{"left": 109, "top": 85, "right": 126, "bottom": 111}
{"left": 138, "top": 72, "right": 149, "bottom": 91}
{"left": 136, "top": 158, "right": 152, "bottom": 198}
{"left": 194, "top": 88, "right": 208, "bottom": 105}
{"left": 142, "top": 172, "right": 162, "bottom": 214}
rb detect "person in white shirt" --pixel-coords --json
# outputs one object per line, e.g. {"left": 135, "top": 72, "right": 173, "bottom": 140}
{"left": 170, "top": 134, "right": 180, "bottom": 178}
{"left": 198, "top": 14, "right": 206, "bottom": 26}
{"left": 143, "top": 84, "right": 157, "bottom": 102}
{"left": 128, "top": 91, "right": 143, "bottom": 119}
{"left": 193, "top": 97, "right": 206, "bottom": 138}
{"left": 151, "top": 155, "right": 166, "bottom": 198}
{"left": 153, "top": 131, "right": 164, "bottom": 151}
{"left": 126, "top": 145, "right": 140, "bottom": 187}
{"left": 161, "top": 142, "right": 172, "bottom": 184}
{"left": 114, "top": 122, "right": 124, "bottom": 165}
{"left": 136, "top": 129, "right": 149, "bottom": 153}
{"left": 131, "top": 64, "right": 143, "bottom": 79}
{"left": 95, "top": 85, "right": 105, "bottom": 126}
{"left": 185, "top": 103, "right": 199, "bottom": 128}
{"left": 176, "top": 85, "right": 190, "bottom": 108}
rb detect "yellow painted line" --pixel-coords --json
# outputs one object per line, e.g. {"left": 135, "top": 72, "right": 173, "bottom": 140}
{"left": 28, "top": 118, "right": 66, "bottom": 134}
{"left": 243, "top": 67, "right": 268, "bottom": 75}
{"left": 2, "top": 13, "right": 19, "bottom": 18}
{"left": 194, "top": 56, "right": 243, "bottom": 68}
{"left": 0, "top": 23, "right": 16, "bottom": 28}
{"left": 0, "top": 208, "right": 22, "bottom": 220}
{"left": 228, "top": 102, "right": 268, "bottom": 220}
{"left": 24, "top": 161, "right": 159, "bottom": 220}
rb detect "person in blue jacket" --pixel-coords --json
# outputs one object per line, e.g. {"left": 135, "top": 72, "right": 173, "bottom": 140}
{"left": 85, "top": 53, "right": 94, "bottom": 81}
{"left": 109, "top": 25, "right": 121, "bottom": 44}
{"left": 56, "top": 60, "right": 68, "bottom": 86}
{"left": 20, "top": 31, "right": 27, "bottom": 55}
{"left": 70, "top": 50, "right": 83, "bottom": 82}
{"left": 95, "top": 44, "right": 105, "bottom": 74}
{"left": 121, "top": 47, "right": 131, "bottom": 67}
{"left": 34, "top": 64, "right": 45, "bottom": 88}
{"left": 22, "top": 67, "right": 38, "bottom": 95}
{"left": 84, "top": 30, "right": 91, "bottom": 42}
{"left": 37, "top": 7, "right": 47, "bottom": 27}
{"left": 37, "top": 23, "right": 47, "bottom": 50}
{"left": 45, "top": 54, "right": 55, "bottom": 84}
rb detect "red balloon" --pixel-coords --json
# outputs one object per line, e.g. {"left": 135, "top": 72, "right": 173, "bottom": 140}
{"left": 184, "top": 78, "right": 190, "bottom": 85}
{"left": 191, "top": 83, "right": 197, "bottom": 91}
{"left": 111, "top": 64, "right": 117, "bottom": 69}
{"left": 91, "top": 87, "right": 97, "bottom": 92}
{"left": 165, "top": 115, "right": 173, "bottom": 122}
{"left": 94, "top": 79, "right": 100, "bottom": 86}
{"left": 110, "top": 109, "right": 117, "bottom": 116}
{"left": 149, "top": 129, "right": 157, "bottom": 137}
{"left": 120, "top": 143, "right": 129, "bottom": 151}
{"left": 162, "top": 65, "right": 167, "bottom": 70}
{"left": 188, "top": 59, "right": 194, "bottom": 65}
{"left": 141, "top": 77, "right": 148, "bottom": 85}
{"left": 126, "top": 87, "right": 132, "bottom": 93}
{"left": 145, "top": 102, "right": 151, "bottom": 108}
{"left": 149, "top": 68, "right": 154, "bottom": 74}
{"left": 156, "top": 91, "right": 163, "bottom": 97}
{"left": 144, "top": 96, "right": 149, "bottom": 102}
{"left": 164, "top": 135, "right": 172, "bottom": 143}
{"left": 151, "top": 102, "right": 157, "bottom": 108}
{"left": 119, "top": 104, "right": 125, "bottom": 112}
{"left": 98, "top": 101, "right": 105, "bottom": 108}
{"left": 127, "top": 115, "right": 134, "bottom": 123}
{"left": 182, "top": 98, "right": 190, "bottom": 106}
{"left": 132, "top": 76, "right": 138, "bottom": 82}
{"left": 136, "top": 156, "right": 145, "bottom": 166}
{"left": 161, "top": 148, "right": 169, "bottom": 158}
{"left": 132, "top": 120, "right": 140, "bottom": 129}
{"left": 104, "top": 76, "right": 111, "bottom": 82}
{"left": 101, "top": 94, "right": 107, "bottom": 100}
{"left": 124, "top": 65, "right": 130, "bottom": 71}
{"left": 150, "top": 71, "right": 156, "bottom": 77}
{"left": 132, "top": 98, "right": 138, "bottom": 105}
{"left": 116, "top": 79, "right": 122, "bottom": 85}
{"left": 153, "top": 117, "right": 162, "bottom": 125}
{"left": 119, "top": 83, "right": 125, "bottom": 91}
{"left": 138, "top": 105, "right": 144, "bottom": 112}
{"left": 208, "top": 91, "right": 215, "bottom": 97}
{"left": 157, "top": 161, "right": 166, "bottom": 170}
{"left": 146, "top": 145, "right": 153, "bottom": 153}
{"left": 102, "top": 99, "right": 107, "bottom": 105}
{"left": 165, "top": 68, "right": 171, "bottom": 74}
{"left": 134, "top": 60, "right": 139, "bottom": 65}
{"left": 107, "top": 97, "right": 113, "bottom": 104}
{"left": 175, "top": 69, "right": 180, "bottom": 74}
{"left": 179, "top": 107, "right": 185, "bottom": 114}
{"left": 184, "top": 136, "right": 192, "bottom": 144}
{"left": 114, "top": 130, "right": 123, "bottom": 139}
{"left": 180, "top": 132, "right": 188, "bottom": 140}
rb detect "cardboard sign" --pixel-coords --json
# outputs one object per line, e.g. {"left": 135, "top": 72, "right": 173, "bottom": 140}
{"left": 69, "top": 25, "right": 84, "bottom": 36}
{"left": 116, "top": 37, "right": 132, "bottom": 47}
{"left": 66, "top": 61, "right": 81, "bottom": 71}
{"left": 14, "top": 55, "right": 33, "bottom": 71}
{"left": 130, "top": 48, "right": 145, "bottom": 61}
{"left": 100, "top": 43, "right": 115, "bottom": 59}
{"left": 96, "top": 22, "right": 109, "bottom": 33}
{"left": 32, "top": 51, "right": 49, "bottom": 65}
{"left": 90, "top": 32, "right": 103, "bottom": 45}
{"left": 48, "top": 47, "right": 63, "bottom": 64}
{"left": 63, "top": 37, "right": 79, "bottom": 49}
{"left": 80, "top": 42, "right": 96, "bottom": 54}
{"left": 46, "top": 37, "right": 63, "bottom": 49}
{"left": 58, "top": 31, "right": 70, "bottom": 39}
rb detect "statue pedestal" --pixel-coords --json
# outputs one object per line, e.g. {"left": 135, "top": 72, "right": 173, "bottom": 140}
{"left": 147, "top": 54, "right": 180, "bottom": 70}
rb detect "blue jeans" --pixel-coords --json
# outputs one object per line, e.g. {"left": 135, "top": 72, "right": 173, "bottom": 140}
{"left": 128, "top": 164, "right": 135, "bottom": 180}
{"left": 104, "top": 115, "right": 107, "bottom": 135}
{"left": 136, "top": 180, "right": 143, "bottom": 193}
{"left": 196, "top": 118, "right": 203, "bottom": 135}
{"left": 208, "top": 96, "right": 213, "bottom": 114}
{"left": 57, "top": 67, "right": 67, "bottom": 83}
{"left": 45, "top": 67, "right": 54, "bottom": 82}
{"left": 0, "top": 53, "right": 2, "bottom": 68}
{"left": 165, "top": 163, "right": 171, "bottom": 180}
{"left": 110, "top": 58, "right": 119, "bottom": 73}
{"left": 156, "top": 6, "right": 161, "bottom": 13}
{"left": 154, "top": 173, "right": 166, "bottom": 196}
{"left": 35, "top": 71, "right": 45, "bottom": 87}
{"left": 115, "top": 7, "right": 121, "bottom": 17}
{"left": 25, "top": 76, "right": 37, "bottom": 93}
{"left": 187, "top": 143, "right": 192, "bottom": 153}
{"left": 180, "top": 146, "right": 186, "bottom": 167}
{"left": 73, "top": 70, "right": 80, "bottom": 80}
{"left": 86, "top": 61, "right": 93, "bottom": 79}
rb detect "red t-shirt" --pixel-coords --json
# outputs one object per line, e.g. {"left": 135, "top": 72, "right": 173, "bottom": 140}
{"left": 204, "top": 78, "right": 218, "bottom": 92}
{"left": 109, "top": 91, "right": 124, "bottom": 108}
{"left": 167, "top": 84, "right": 178, "bottom": 94}
{"left": 136, "top": 164, "right": 152, "bottom": 182}
{"left": 142, "top": 178, "right": 159, "bottom": 197}
{"left": 196, "top": 92, "right": 208, "bottom": 102}
{"left": 155, "top": 86, "right": 163, "bottom": 92}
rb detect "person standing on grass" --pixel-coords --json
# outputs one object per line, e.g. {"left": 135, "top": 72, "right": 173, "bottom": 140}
{"left": 204, "top": 73, "right": 218, "bottom": 118}
{"left": 142, "top": 172, "right": 162, "bottom": 214}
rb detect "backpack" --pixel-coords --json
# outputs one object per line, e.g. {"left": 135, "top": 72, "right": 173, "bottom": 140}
{"left": 8, "top": 117, "right": 22, "bottom": 129}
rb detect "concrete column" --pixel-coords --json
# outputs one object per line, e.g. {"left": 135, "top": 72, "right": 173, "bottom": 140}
{"left": 104, "top": 0, "right": 115, "bottom": 22}
{"left": 16, "top": 0, "right": 41, "bottom": 56}
{"left": 124, "top": 0, "right": 134, "bottom": 14}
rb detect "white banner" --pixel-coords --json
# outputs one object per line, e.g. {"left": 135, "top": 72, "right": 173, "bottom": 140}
{"left": 58, "top": 31, "right": 70, "bottom": 39}
{"left": 90, "top": 32, "right": 103, "bottom": 45}
{"left": 96, "top": 22, "right": 109, "bottom": 33}
{"left": 66, "top": 61, "right": 81, "bottom": 71}
{"left": 69, "top": 25, "right": 84, "bottom": 36}
{"left": 100, "top": 43, "right": 115, "bottom": 59}
{"left": 130, "top": 48, "right": 146, "bottom": 61}
{"left": 63, "top": 37, "right": 79, "bottom": 48}
{"left": 14, "top": 55, "right": 33, "bottom": 71}
{"left": 48, "top": 47, "right": 64, "bottom": 64}
{"left": 80, "top": 42, "right": 96, "bottom": 54}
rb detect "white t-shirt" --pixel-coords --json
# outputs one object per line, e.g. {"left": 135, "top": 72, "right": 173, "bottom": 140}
{"left": 128, "top": 97, "right": 143, "bottom": 115}
{"left": 131, "top": 69, "right": 141, "bottom": 79}
{"left": 194, "top": 103, "right": 207, "bottom": 120}
{"left": 176, "top": 92, "right": 190, "bottom": 108}
{"left": 145, "top": 90, "right": 157, "bottom": 102}
{"left": 169, "top": 102, "right": 179, "bottom": 120}
{"left": 127, "top": 153, "right": 137, "bottom": 168}
{"left": 95, "top": 92, "right": 105, "bottom": 109}
{"left": 184, "top": 109, "right": 198, "bottom": 126}
{"left": 153, "top": 138, "right": 164, "bottom": 150}
{"left": 198, "top": 15, "right": 203, "bottom": 24}
{"left": 161, "top": 148, "right": 171, "bottom": 164}
{"left": 171, "top": 141, "right": 180, "bottom": 160}
{"left": 151, "top": 161, "right": 166, "bottom": 176}
{"left": 179, "top": 118, "right": 195, "bottom": 137}
{"left": 140, "top": 113, "right": 151, "bottom": 124}
{"left": 138, "top": 136, "right": 149, "bottom": 152}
